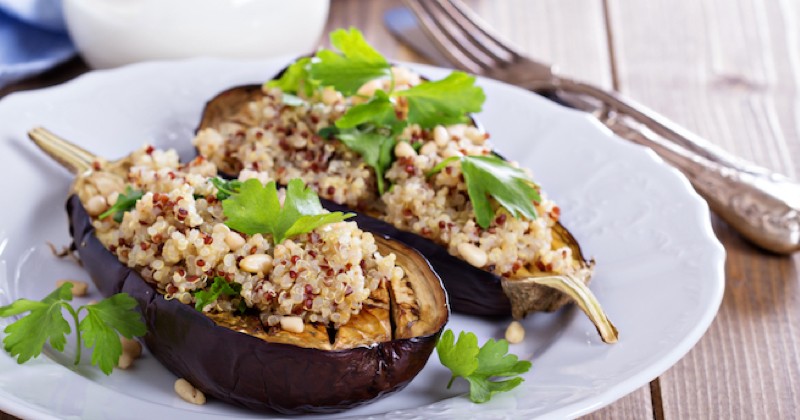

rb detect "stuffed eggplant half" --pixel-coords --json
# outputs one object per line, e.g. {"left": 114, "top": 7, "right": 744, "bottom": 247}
{"left": 33, "top": 130, "right": 448, "bottom": 414}
{"left": 193, "top": 29, "right": 617, "bottom": 343}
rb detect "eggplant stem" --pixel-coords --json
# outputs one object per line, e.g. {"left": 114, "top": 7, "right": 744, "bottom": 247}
{"left": 28, "top": 127, "right": 98, "bottom": 175}
{"left": 527, "top": 275, "right": 619, "bottom": 344}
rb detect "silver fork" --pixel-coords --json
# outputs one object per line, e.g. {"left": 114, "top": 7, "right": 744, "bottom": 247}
{"left": 400, "top": 0, "right": 800, "bottom": 254}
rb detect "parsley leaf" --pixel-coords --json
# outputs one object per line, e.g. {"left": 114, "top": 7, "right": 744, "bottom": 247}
{"left": 335, "top": 125, "right": 398, "bottom": 195}
{"left": 98, "top": 186, "right": 143, "bottom": 223}
{"left": 194, "top": 277, "right": 243, "bottom": 311}
{"left": 0, "top": 283, "right": 146, "bottom": 375}
{"left": 437, "top": 330, "right": 480, "bottom": 381}
{"left": 335, "top": 90, "right": 399, "bottom": 129}
{"left": 266, "top": 57, "right": 313, "bottom": 96}
{"left": 309, "top": 28, "right": 391, "bottom": 96}
{"left": 79, "top": 294, "right": 146, "bottom": 374}
{"left": 436, "top": 329, "right": 532, "bottom": 403}
{"left": 429, "top": 155, "right": 541, "bottom": 228}
{"left": 222, "top": 178, "right": 354, "bottom": 244}
{"left": 0, "top": 283, "right": 73, "bottom": 364}
{"left": 210, "top": 177, "right": 242, "bottom": 200}
{"left": 395, "top": 71, "right": 485, "bottom": 128}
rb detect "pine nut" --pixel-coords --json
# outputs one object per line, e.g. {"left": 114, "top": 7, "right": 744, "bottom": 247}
{"left": 239, "top": 254, "right": 273, "bottom": 274}
{"left": 419, "top": 141, "right": 438, "bottom": 156}
{"left": 394, "top": 141, "right": 417, "bottom": 158}
{"left": 505, "top": 321, "right": 525, "bottom": 344}
{"left": 121, "top": 337, "right": 142, "bottom": 359}
{"left": 117, "top": 353, "right": 134, "bottom": 369}
{"left": 321, "top": 87, "right": 341, "bottom": 105}
{"left": 280, "top": 316, "right": 304, "bottom": 333}
{"left": 107, "top": 191, "right": 119, "bottom": 206}
{"left": 174, "top": 378, "right": 206, "bottom": 405}
{"left": 56, "top": 280, "right": 89, "bottom": 297}
{"left": 224, "top": 231, "right": 246, "bottom": 251}
{"left": 465, "top": 126, "right": 487, "bottom": 144}
{"left": 433, "top": 125, "right": 449, "bottom": 146}
{"left": 85, "top": 195, "right": 108, "bottom": 216}
{"left": 93, "top": 175, "right": 119, "bottom": 196}
{"left": 457, "top": 243, "right": 487, "bottom": 268}
{"left": 442, "top": 146, "right": 463, "bottom": 158}
{"left": 357, "top": 79, "right": 383, "bottom": 97}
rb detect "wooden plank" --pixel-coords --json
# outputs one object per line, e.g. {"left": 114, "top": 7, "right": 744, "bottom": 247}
{"left": 583, "top": 385, "right": 656, "bottom": 420}
{"left": 606, "top": 0, "right": 800, "bottom": 417}
{"left": 327, "top": 1, "right": 653, "bottom": 418}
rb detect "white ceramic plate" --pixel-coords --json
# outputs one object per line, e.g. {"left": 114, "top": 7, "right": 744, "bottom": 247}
{"left": 0, "top": 57, "right": 725, "bottom": 419}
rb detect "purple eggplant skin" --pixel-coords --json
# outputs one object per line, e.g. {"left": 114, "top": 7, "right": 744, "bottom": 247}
{"left": 67, "top": 195, "right": 447, "bottom": 414}
{"left": 321, "top": 200, "right": 512, "bottom": 317}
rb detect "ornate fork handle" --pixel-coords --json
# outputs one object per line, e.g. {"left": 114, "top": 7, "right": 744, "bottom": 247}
{"left": 547, "top": 81, "right": 800, "bottom": 254}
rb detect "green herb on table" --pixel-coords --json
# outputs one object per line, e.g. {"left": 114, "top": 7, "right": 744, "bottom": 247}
{"left": 436, "top": 329, "right": 531, "bottom": 403}
{"left": 428, "top": 155, "right": 541, "bottom": 228}
{"left": 222, "top": 178, "right": 354, "bottom": 244}
{"left": 0, "top": 283, "right": 146, "bottom": 375}
{"left": 98, "top": 185, "right": 143, "bottom": 223}
{"left": 194, "top": 276, "right": 243, "bottom": 311}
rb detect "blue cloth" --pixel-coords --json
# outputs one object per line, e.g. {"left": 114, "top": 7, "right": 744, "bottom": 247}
{"left": 0, "top": 0, "right": 75, "bottom": 88}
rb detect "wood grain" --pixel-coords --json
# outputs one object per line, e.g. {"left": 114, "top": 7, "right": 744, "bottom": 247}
{"left": 606, "top": 0, "right": 800, "bottom": 417}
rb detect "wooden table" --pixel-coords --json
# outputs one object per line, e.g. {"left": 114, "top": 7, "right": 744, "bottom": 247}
{"left": 2, "top": 0, "right": 798, "bottom": 418}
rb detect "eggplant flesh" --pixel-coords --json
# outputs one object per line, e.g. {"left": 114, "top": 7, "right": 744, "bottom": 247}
{"left": 67, "top": 194, "right": 448, "bottom": 413}
{"left": 197, "top": 83, "right": 594, "bottom": 319}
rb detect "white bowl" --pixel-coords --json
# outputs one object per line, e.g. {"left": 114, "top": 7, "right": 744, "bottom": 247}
{"left": 63, "top": 0, "right": 329, "bottom": 69}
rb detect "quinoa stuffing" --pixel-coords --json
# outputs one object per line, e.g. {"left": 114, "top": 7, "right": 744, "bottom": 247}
{"left": 193, "top": 35, "right": 590, "bottom": 285}
{"left": 75, "top": 145, "right": 407, "bottom": 331}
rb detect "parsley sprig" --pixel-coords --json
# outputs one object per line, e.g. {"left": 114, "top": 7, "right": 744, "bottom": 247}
{"left": 210, "top": 177, "right": 242, "bottom": 200}
{"left": 428, "top": 155, "right": 541, "bottom": 228}
{"left": 309, "top": 28, "right": 392, "bottom": 96}
{"left": 222, "top": 178, "right": 354, "bottom": 244}
{"left": 436, "top": 329, "right": 531, "bottom": 403}
{"left": 267, "top": 28, "right": 485, "bottom": 193}
{"left": 194, "top": 277, "right": 242, "bottom": 311}
{"left": 0, "top": 283, "right": 146, "bottom": 375}
{"left": 98, "top": 186, "right": 143, "bottom": 223}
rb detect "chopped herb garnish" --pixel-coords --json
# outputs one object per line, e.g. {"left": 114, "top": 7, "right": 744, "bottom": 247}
{"left": 428, "top": 155, "right": 540, "bottom": 228}
{"left": 309, "top": 28, "right": 392, "bottom": 96}
{"left": 396, "top": 71, "right": 485, "bottom": 128}
{"left": 0, "top": 283, "right": 146, "bottom": 375}
{"left": 98, "top": 186, "right": 143, "bottom": 223}
{"left": 335, "top": 90, "right": 400, "bottom": 129}
{"left": 210, "top": 177, "right": 242, "bottom": 200}
{"left": 221, "top": 178, "right": 354, "bottom": 244}
{"left": 269, "top": 28, "right": 487, "bottom": 197}
{"left": 266, "top": 57, "right": 313, "bottom": 96}
{"left": 436, "top": 329, "right": 531, "bottom": 403}
{"left": 334, "top": 125, "right": 399, "bottom": 195}
{"left": 193, "top": 277, "right": 242, "bottom": 311}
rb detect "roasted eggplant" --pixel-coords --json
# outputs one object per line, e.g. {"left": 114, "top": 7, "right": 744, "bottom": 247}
{"left": 31, "top": 128, "right": 449, "bottom": 413}
{"left": 196, "top": 76, "right": 617, "bottom": 343}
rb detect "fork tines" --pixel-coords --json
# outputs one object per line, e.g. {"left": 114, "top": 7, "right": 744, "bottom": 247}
{"left": 402, "top": 0, "right": 523, "bottom": 74}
